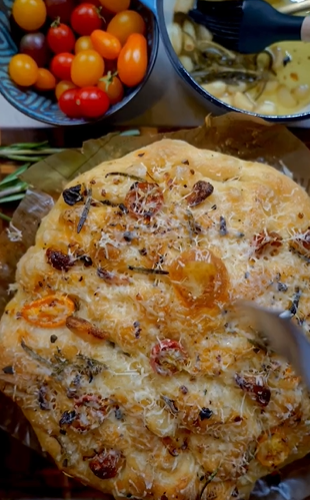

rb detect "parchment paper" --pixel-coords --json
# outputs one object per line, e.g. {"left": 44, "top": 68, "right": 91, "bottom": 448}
{"left": 1, "top": 112, "right": 310, "bottom": 499}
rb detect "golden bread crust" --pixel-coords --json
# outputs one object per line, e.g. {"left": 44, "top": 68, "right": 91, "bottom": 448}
{"left": 1, "top": 139, "right": 310, "bottom": 499}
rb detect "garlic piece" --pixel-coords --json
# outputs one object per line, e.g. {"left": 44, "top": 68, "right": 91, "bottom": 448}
{"left": 271, "top": 46, "right": 285, "bottom": 71}
{"left": 227, "top": 82, "right": 247, "bottom": 94}
{"left": 174, "top": 0, "right": 195, "bottom": 13}
{"left": 182, "top": 32, "right": 195, "bottom": 52}
{"left": 256, "top": 101, "right": 278, "bottom": 115}
{"left": 183, "top": 19, "right": 196, "bottom": 40}
{"left": 292, "top": 84, "right": 310, "bottom": 101}
{"left": 220, "top": 95, "right": 233, "bottom": 106}
{"left": 233, "top": 91, "right": 254, "bottom": 111}
{"left": 201, "top": 81, "right": 227, "bottom": 98}
{"left": 197, "top": 24, "right": 213, "bottom": 41}
{"left": 264, "top": 80, "right": 279, "bottom": 95}
{"left": 277, "top": 85, "right": 297, "bottom": 109}
{"left": 167, "top": 23, "right": 183, "bottom": 56}
{"left": 179, "top": 55, "right": 194, "bottom": 73}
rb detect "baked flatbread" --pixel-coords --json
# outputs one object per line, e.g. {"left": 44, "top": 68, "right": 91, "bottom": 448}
{"left": 1, "top": 139, "right": 310, "bottom": 500}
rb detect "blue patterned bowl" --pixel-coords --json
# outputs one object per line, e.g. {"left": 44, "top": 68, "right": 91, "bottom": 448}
{"left": 0, "top": 0, "right": 159, "bottom": 126}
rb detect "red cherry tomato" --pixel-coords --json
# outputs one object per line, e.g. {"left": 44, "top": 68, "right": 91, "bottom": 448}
{"left": 45, "top": 0, "right": 74, "bottom": 23}
{"left": 150, "top": 340, "right": 188, "bottom": 377}
{"left": 76, "top": 86, "right": 110, "bottom": 118}
{"left": 50, "top": 52, "right": 74, "bottom": 80}
{"left": 47, "top": 21, "right": 75, "bottom": 54}
{"left": 117, "top": 33, "right": 148, "bottom": 87}
{"left": 70, "top": 3, "right": 102, "bottom": 36}
{"left": 58, "top": 88, "right": 81, "bottom": 117}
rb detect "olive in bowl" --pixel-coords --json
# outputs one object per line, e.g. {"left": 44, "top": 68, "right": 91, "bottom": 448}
{"left": 0, "top": 0, "right": 159, "bottom": 125}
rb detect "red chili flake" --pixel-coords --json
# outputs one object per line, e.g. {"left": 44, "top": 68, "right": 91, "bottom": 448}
{"left": 185, "top": 180, "right": 214, "bottom": 207}
{"left": 253, "top": 231, "right": 282, "bottom": 254}
{"left": 89, "top": 449, "right": 124, "bottom": 479}
{"left": 235, "top": 374, "right": 271, "bottom": 407}
{"left": 46, "top": 248, "right": 74, "bottom": 272}
{"left": 124, "top": 182, "right": 164, "bottom": 219}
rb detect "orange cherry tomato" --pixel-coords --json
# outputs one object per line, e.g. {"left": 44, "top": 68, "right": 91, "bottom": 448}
{"left": 98, "top": 0, "right": 130, "bottom": 14}
{"left": 9, "top": 54, "right": 38, "bottom": 87}
{"left": 35, "top": 68, "right": 56, "bottom": 90}
{"left": 55, "top": 80, "right": 77, "bottom": 100}
{"left": 117, "top": 33, "right": 147, "bottom": 87}
{"left": 21, "top": 295, "right": 75, "bottom": 328}
{"left": 71, "top": 49, "right": 104, "bottom": 87}
{"left": 75, "top": 35, "right": 94, "bottom": 53}
{"left": 98, "top": 72, "right": 124, "bottom": 104}
{"left": 107, "top": 10, "right": 146, "bottom": 46}
{"left": 90, "top": 30, "right": 121, "bottom": 60}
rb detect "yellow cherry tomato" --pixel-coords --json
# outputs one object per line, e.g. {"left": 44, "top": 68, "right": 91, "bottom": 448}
{"left": 98, "top": 0, "right": 130, "bottom": 14}
{"left": 35, "top": 68, "right": 56, "bottom": 91}
{"left": 98, "top": 72, "right": 124, "bottom": 105}
{"left": 75, "top": 36, "right": 94, "bottom": 54}
{"left": 9, "top": 54, "right": 39, "bottom": 87}
{"left": 12, "top": 0, "right": 47, "bottom": 31}
{"left": 71, "top": 50, "right": 105, "bottom": 87}
{"left": 107, "top": 10, "right": 146, "bottom": 46}
{"left": 55, "top": 80, "right": 77, "bottom": 100}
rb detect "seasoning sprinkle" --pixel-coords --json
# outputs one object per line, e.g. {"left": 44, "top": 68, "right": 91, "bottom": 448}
{"left": 2, "top": 365, "right": 14, "bottom": 374}
{"left": 105, "top": 172, "right": 144, "bottom": 182}
{"left": 77, "top": 188, "right": 92, "bottom": 234}
{"left": 199, "top": 407, "right": 213, "bottom": 420}
{"left": 219, "top": 216, "right": 228, "bottom": 236}
{"left": 101, "top": 200, "right": 119, "bottom": 207}
{"left": 161, "top": 396, "right": 179, "bottom": 415}
{"left": 128, "top": 265, "right": 169, "bottom": 275}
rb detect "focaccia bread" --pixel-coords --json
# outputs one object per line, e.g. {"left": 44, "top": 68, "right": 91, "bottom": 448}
{"left": 1, "top": 139, "right": 310, "bottom": 500}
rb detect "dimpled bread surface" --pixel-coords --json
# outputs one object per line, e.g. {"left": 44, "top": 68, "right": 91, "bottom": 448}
{"left": 1, "top": 139, "right": 310, "bottom": 500}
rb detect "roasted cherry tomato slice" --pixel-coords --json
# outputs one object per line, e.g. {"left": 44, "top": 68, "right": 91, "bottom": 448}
{"left": 76, "top": 86, "right": 110, "bottom": 118}
{"left": 70, "top": 3, "right": 102, "bottom": 36}
{"left": 107, "top": 10, "right": 146, "bottom": 46}
{"left": 12, "top": 0, "right": 47, "bottom": 31}
{"left": 21, "top": 295, "right": 75, "bottom": 328}
{"left": 124, "top": 182, "right": 164, "bottom": 219}
{"left": 9, "top": 54, "right": 39, "bottom": 87}
{"left": 98, "top": 72, "right": 124, "bottom": 105}
{"left": 71, "top": 49, "right": 104, "bottom": 87}
{"left": 75, "top": 35, "right": 93, "bottom": 53}
{"left": 35, "top": 68, "right": 56, "bottom": 90}
{"left": 58, "top": 88, "right": 81, "bottom": 117}
{"left": 47, "top": 21, "right": 75, "bottom": 54}
{"left": 90, "top": 30, "right": 121, "bottom": 60}
{"left": 55, "top": 79, "right": 77, "bottom": 100}
{"left": 50, "top": 52, "right": 74, "bottom": 80}
{"left": 98, "top": 0, "right": 130, "bottom": 13}
{"left": 150, "top": 339, "right": 188, "bottom": 377}
{"left": 117, "top": 33, "right": 148, "bottom": 87}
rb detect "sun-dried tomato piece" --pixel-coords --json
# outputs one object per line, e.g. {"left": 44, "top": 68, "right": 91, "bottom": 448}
{"left": 150, "top": 339, "right": 188, "bottom": 377}
{"left": 46, "top": 248, "right": 74, "bottom": 272}
{"left": 185, "top": 180, "right": 214, "bottom": 207}
{"left": 253, "top": 231, "right": 282, "bottom": 254}
{"left": 125, "top": 182, "right": 164, "bottom": 219}
{"left": 235, "top": 374, "right": 271, "bottom": 407}
{"left": 66, "top": 316, "right": 106, "bottom": 340}
{"left": 89, "top": 449, "right": 124, "bottom": 479}
{"left": 290, "top": 228, "right": 310, "bottom": 257}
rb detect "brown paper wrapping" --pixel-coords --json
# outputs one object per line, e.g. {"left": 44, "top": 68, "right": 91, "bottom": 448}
{"left": 1, "top": 112, "right": 310, "bottom": 499}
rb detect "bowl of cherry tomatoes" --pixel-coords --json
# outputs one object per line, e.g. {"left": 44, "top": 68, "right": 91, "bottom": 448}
{"left": 0, "top": 0, "right": 159, "bottom": 125}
